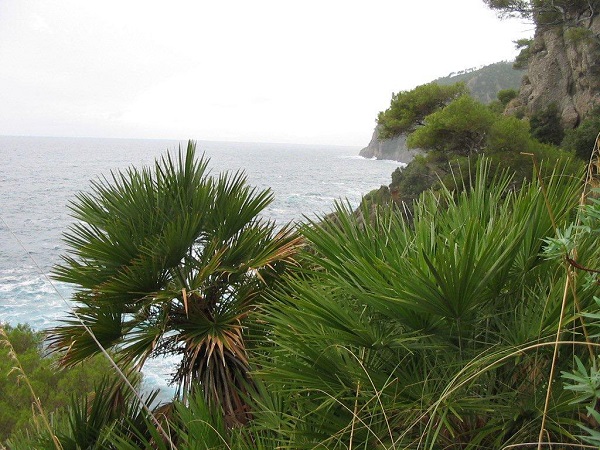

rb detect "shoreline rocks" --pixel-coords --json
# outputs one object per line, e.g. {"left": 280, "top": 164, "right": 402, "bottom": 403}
{"left": 358, "top": 126, "right": 421, "bottom": 163}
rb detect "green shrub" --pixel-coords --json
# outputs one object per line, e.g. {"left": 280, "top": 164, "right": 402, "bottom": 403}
{"left": 530, "top": 103, "right": 564, "bottom": 145}
{"left": 487, "top": 115, "right": 531, "bottom": 153}
{"left": 562, "top": 106, "right": 600, "bottom": 160}
{"left": 407, "top": 95, "right": 496, "bottom": 155}
{"left": 383, "top": 93, "right": 581, "bottom": 212}
{"left": 497, "top": 88, "right": 519, "bottom": 106}
{"left": 390, "top": 155, "right": 439, "bottom": 198}
{"left": 377, "top": 83, "right": 466, "bottom": 139}
{"left": 564, "top": 26, "right": 594, "bottom": 44}
{"left": 0, "top": 323, "right": 126, "bottom": 443}
{"left": 254, "top": 161, "right": 591, "bottom": 448}
{"left": 513, "top": 38, "right": 533, "bottom": 70}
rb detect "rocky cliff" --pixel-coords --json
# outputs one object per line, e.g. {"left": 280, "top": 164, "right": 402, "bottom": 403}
{"left": 506, "top": 15, "right": 600, "bottom": 128}
{"left": 358, "top": 127, "right": 420, "bottom": 163}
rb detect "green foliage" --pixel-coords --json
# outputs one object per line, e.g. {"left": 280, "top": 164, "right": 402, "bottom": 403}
{"left": 360, "top": 185, "right": 392, "bottom": 209}
{"left": 514, "top": 38, "right": 532, "bottom": 48}
{"left": 376, "top": 83, "right": 467, "bottom": 139}
{"left": 109, "top": 392, "right": 227, "bottom": 449}
{"left": 376, "top": 90, "right": 581, "bottom": 216}
{"left": 434, "top": 61, "right": 524, "bottom": 104}
{"left": 386, "top": 153, "right": 470, "bottom": 210}
{"left": 530, "top": 103, "right": 564, "bottom": 145}
{"left": 544, "top": 195, "right": 600, "bottom": 447}
{"left": 109, "top": 390, "right": 278, "bottom": 449}
{"left": 484, "top": 0, "right": 600, "bottom": 25}
{"left": 483, "top": 0, "right": 531, "bottom": 18}
{"left": 562, "top": 106, "right": 600, "bottom": 160}
{"left": 387, "top": 145, "right": 579, "bottom": 218}
{"left": 47, "top": 141, "right": 301, "bottom": 426}
{"left": 562, "top": 355, "right": 600, "bottom": 446}
{"left": 8, "top": 128, "right": 598, "bottom": 449}
{"left": 391, "top": 155, "right": 439, "bottom": 197}
{"left": 497, "top": 88, "right": 519, "bottom": 106}
{"left": 407, "top": 95, "right": 496, "bottom": 155}
{"left": 5, "top": 143, "right": 593, "bottom": 449}
{"left": 252, "top": 161, "right": 593, "bottom": 448}
{"left": 513, "top": 38, "right": 533, "bottom": 70}
{"left": 8, "top": 376, "right": 156, "bottom": 450}
{"left": 564, "top": 26, "right": 595, "bottom": 43}
{"left": 487, "top": 114, "right": 531, "bottom": 153}
{"left": 0, "top": 323, "right": 120, "bottom": 444}
{"left": 487, "top": 86, "right": 518, "bottom": 115}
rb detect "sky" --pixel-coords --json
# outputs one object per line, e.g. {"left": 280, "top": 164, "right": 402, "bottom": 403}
{"left": 0, "top": 0, "right": 533, "bottom": 146}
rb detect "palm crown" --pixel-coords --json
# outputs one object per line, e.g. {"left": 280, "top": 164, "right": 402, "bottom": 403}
{"left": 48, "top": 141, "right": 301, "bottom": 425}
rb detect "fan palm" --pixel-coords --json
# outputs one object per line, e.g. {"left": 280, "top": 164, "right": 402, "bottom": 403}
{"left": 47, "top": 141, "right": 302, "bottom": 426}
{"left": 254, "top": 159, "right": 595, "bottom": 448}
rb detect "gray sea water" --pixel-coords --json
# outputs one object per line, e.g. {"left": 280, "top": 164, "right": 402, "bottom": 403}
{"left": 0, "top": 135, "right": 401, "bottom": 396}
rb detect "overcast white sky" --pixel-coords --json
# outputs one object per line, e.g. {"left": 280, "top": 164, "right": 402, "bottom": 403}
{"left": 0, "top": 0, "right": 532, "bottom": 146}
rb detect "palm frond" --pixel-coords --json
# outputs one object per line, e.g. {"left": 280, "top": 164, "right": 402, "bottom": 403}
{"left": 48, "top": 140, "right": 302, "bottom": 426}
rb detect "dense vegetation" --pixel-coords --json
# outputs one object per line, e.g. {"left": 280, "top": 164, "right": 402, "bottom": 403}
{"left": 563, "top": 105, "right": 600, "bottom": 160}
{"left": 6, "top": 150, "right": 600, "bottom": 448}
{"left": 484, "top": 0, "right": 600, "bottom": 26}
{"left": 255, "top": 161, "right": 597, "bottom": 448}
{"left": 0, "top": 324, "right": 125, "bottom": 445}
{"left": 3, "top": 1, "right": 600, "bottom": 448}
{"left": 372, "top": 80, "right": 587, "bottom": 210}
{"left": 433, "top": 61, "right": 524, "bottom": 104}
{"left": 377, "top": 83, "right": 467, "bottom": 139}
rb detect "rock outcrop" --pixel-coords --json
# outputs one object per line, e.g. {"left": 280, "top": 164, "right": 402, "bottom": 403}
{"left": 359, "top": 127, "right": 420, "bottom": 163}
{"left": 506, "top": 15, "right": 600, "bottom": 128}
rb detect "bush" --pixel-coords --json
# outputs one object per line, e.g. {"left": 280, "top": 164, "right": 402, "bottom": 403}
{"left": 377, "top": 83, "right": 466, "bottom": 139}
{"left": 562, "top": 107, "right": 600, "bottom": 160}
{"left": 487, "top": 115, "right": 531, "bottom": 153}
{"left": 391, "top": 155, "right": 440, "bottom": 198}
{"left": 0, "top": 323, "right": 126, "bottom": 443}
{"left": 564, "top": 26, "right": 594, "bottom": 44}
{"left": 513, "top": 38, "right": 533, "bottom": 70}
{"left": 407, "top": 95, "right": 496, "bottom": 155}
{"left": 497, "top": 88, "right": 519, "bottom": 106}
{"left": 530, "top": 103, "right": 564, "bottom": 145}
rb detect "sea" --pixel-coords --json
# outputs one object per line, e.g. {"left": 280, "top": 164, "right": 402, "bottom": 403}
{"left": 0, "top": 135, "right": 401, "bottom": 398}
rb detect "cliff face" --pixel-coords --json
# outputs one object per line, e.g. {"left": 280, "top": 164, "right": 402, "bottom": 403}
{"left": 359, "top": 127, "right": 420, "bottom": 163}
{"left": 506, "top": 16, "right": 600, "bottom": 128}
